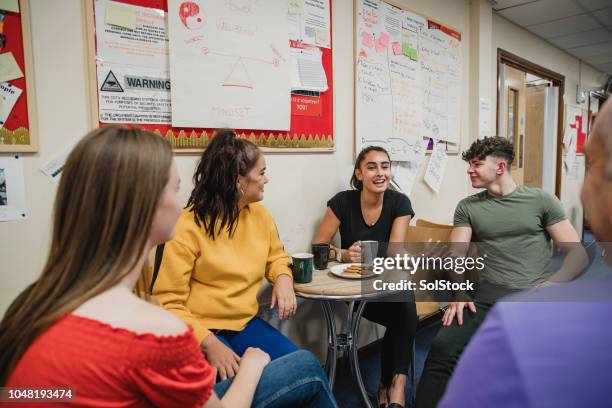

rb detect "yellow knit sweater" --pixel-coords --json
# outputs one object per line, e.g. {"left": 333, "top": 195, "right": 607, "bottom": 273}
{"left": 153, "top": 203, "right": 292, "bottom": 344}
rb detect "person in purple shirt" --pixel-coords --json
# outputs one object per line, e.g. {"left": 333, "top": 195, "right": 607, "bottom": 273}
{"left": 439, "top": 99, "right": 612, "bottom": 408}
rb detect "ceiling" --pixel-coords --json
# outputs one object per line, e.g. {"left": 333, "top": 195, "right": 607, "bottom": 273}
{"left": 492, "top": 0, "right": 612, "bottom": 77}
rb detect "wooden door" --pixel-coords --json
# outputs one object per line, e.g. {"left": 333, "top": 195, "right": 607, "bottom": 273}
{"left": 523, "top": 85, "right": 546, "bottom": 187}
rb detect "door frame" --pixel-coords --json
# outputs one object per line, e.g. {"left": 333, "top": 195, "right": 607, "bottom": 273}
{"left": 496, "top": 48, "right": 565, "bottom": 197}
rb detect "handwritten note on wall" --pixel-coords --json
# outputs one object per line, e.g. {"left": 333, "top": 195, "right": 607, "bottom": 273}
{"left": 424, "top": 139, "right": 448, "bottom": 193}
{"left": 168, "top": 0, "right": 291, "bottom": 130}
{"left": 355, "top": 0, "right": 462, "bottom": 161}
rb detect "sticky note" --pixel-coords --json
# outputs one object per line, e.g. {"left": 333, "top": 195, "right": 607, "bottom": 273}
{"left": 409, "top": 48, "right": 418, "bottom": 61}
{"left": 106, "top": 1, "right": 137, "bottom": 30}
{"left": 0, "top": 52, "right": 23, "bottom": 83}
{"left": 392, "top": 42, "right": 401, "bottom": 55}
{"left": 288, "top": 0, "right": 304, "bottom": 14}
{"left": 362, "top": 32, "right": 374, "bottom": 48}
{"left": 375, "top": 38, "right": 386, "bottom": 53}
{"left": 0, "top": 0, "right": 19, "bottom": 13}
{"left": 379, "top": 32, "right": 389, "bottom": 47}
{"left": 402, "top": 42, "right": 411, "bottom": 57}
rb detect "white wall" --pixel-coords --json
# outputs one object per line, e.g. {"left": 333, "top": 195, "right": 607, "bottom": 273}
{"left": 0, "top": 1, "right": 605, "bottom": 353}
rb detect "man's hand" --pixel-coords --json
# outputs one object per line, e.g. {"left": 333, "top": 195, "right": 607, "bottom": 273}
{"left": 201, "top": 334, "right": 240, "bottom": 380}
{"left": 442, "top": 301, "right": 476, "bottom": 326}
{"left": 271, "top": 274, "right": 297, "bottom": 320}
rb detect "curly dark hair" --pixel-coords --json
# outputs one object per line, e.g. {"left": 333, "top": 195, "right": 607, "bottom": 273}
{"left": 461, "top": 136, "right": 515, "bottom": 166}
{"left": 350, "top": 146, "right": 391, "bottom": 190}
{"left": 187, "top": 129, "right": 261, "bottom": 239}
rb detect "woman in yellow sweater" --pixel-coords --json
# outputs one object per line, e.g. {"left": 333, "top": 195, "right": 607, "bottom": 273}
{"left": 153, "top": 129, "right": 298, "bottom": 381}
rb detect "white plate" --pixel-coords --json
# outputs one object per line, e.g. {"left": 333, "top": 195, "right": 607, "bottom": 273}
{"left": 330, "top": 263, "right": 376, "bottom": 279}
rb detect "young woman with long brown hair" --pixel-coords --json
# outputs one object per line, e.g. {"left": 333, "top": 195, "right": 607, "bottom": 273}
{"left": 0, "top": 126, "right": 337, "bottom": 408}
{"left": 313, "top": 146, "right": 418, "bottom": 408}
{"left": 152, "top": 129, "right": 300, "bottom": 379}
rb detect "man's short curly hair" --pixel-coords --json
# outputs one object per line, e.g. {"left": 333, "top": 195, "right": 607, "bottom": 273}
{"left": 462, "top": 136, "right": 515, "bottom": 166}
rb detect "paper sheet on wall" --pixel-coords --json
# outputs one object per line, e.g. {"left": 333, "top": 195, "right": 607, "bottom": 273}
{"left": 479, "top": 97, "right": 491, "bottom": 138}
{"left": 420, "top": 27, "right": 461, "bottom": 144}
{"left": 302, "top": 0, "right": 331, "bottom": 48}
{"left": 0, "top": 0, "right": 18, "bottom": 13}
{"left": 40, "top": 146, "right": 74, "bottom": 183}
{"left": 0, "top": 154, "right": 27, "bottom": 222}
{"left": 290, "top": 46, "right": 328, "bottom": 91}
{"left": 356, "top": 0, "right": 462, "bottom": 160}
{"left": 0, "top": 52, "right": 24, "bottom": 83}
{"left": 168, "top": 0, "right": 291, "bottom": 130}
{"left": 563, "top": 104, "right": 581, "bottom": 148}
{"left": 0, "top": 82, "right": 22, "bottom": 128}
{"left": 97, "top": 63, "right": 171, "bottom": 124}
{"left": 95, "top": 0, "right": 168, "bottom": 69}
{"left": 424, "top": 139, "right": 448, "bottom": 193}
{"left": 355, "top": 0, "right": 393, "bottom": 157}
{"left": 391, "top": 138, "right": 427, "bottom": 194}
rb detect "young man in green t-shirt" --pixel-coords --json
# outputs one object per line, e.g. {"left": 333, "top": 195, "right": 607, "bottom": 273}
{"left": 415, "top": 136, "right": 584, "bottom": 408}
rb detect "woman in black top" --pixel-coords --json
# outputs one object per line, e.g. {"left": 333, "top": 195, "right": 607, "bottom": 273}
{"left": 313, "top": 146, "right": 417, "bottom": 408}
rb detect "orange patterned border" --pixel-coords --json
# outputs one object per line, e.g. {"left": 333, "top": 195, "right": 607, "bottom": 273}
{"left": 0, "top": 127, "right": 30, "bottom": 146}
{"left": 155, "top": 130, "right": 334, "bottom": 150}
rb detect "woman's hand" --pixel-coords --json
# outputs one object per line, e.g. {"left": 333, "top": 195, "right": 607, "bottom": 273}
{"left": 240, "top": 347, "right": 271, "bottom": 371}
{"left": 270, "top": 274, "right": 297, "bottom": 320}
{"left": 201, "top": 334, "right": 241, "bottom": 380}
{"left": 347, "top": 241, "right": 362, "bottom": 263}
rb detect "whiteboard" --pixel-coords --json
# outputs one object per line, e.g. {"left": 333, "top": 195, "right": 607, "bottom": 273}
{"left": 168, "top": 0, "right": 291, "bottom": 130}
{"left": 355, "top": 0, "right": 462, "bottom": 161}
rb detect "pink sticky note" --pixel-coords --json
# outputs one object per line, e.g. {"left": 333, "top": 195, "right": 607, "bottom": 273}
{"left": 361, "top": 32, "right": 374, "bottom": 48}
{"left": 379, "top": 32, "right": 389, "bottom": 47}
{"left": 375, "top": 40, "right": 385, "bottom": 53}
{"left": 392, "top": 41, "right": 401, "bottom": 55}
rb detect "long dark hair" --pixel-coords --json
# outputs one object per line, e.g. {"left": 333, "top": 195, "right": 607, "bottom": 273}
{"left": 0, "top": 126, "right": 173, "bottom": 385}
{"left": 350, "top": 146, "right": 391, "bottom": 190}
{"left": 188, "top": 129, "right": 261, "bottom": 239}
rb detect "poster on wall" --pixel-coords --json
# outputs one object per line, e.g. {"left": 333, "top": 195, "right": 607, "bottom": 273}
{"left": 94, "top": 0, "right": 171, "bottom": 124}
{"left": 167, "top": 0, "right": 292, "bottom": 130}
{"left": 355, "top": 0, "right": 462, "bottom": 162}
{"left": 0, "top": 154, "right": 27, "bottom": 222}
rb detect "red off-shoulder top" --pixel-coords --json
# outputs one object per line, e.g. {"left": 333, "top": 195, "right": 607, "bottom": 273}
{"left": 6, "top": 314, "right": 215, "bottom": 407}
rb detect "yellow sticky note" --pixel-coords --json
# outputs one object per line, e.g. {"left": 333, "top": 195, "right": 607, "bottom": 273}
{"left": 288, "top": 0, "right": 304, "bottom": 14}
{"left": 106, "top": 1, "right": 137, "bottom": 30}
{"left": 0, "top": 0, "right": 19, "bottom": 13}
{"left": 0, "top": 52, "right": 23, "bottom": 83}
{"left": 315, "top": 29, "right": 329, "bottom": 47}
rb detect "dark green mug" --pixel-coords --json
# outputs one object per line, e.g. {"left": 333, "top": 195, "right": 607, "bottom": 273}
{"left": 292, "top": 253, "right": 314, "bottom": 284}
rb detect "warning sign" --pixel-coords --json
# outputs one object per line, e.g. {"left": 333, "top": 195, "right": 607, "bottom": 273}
{"left": 100, "top": 71, "right": 124, "bottom": 92}
{"left": 97, "top": 63, "right": 171, "bottom": 124}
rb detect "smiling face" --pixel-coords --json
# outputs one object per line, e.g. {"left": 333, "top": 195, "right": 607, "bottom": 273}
{"left": 467, "top": 155, "right": 507, "bottom": 189}
{"left": 238, "top": 154, "right": 268, "bottom": 205}
{"left": 355, "top": 150, "right": 391, "bottom": 193}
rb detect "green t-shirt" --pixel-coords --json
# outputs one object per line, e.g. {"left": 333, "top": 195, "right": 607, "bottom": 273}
{"left": 454, "top": 186, "right": 566, "bottom": 290}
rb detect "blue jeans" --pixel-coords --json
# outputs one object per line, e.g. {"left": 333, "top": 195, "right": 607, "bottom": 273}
{"left": 214, "top": 350, "right": 338, "bottom": 408}
{"left": 214, "top": 316, "right": 298, "bottom": 360}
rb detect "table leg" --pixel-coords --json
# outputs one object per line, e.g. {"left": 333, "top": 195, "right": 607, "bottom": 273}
{"left": 321, "top": 300, "right": 338, "bottom": 388}
{"left": 348, "top": 300, "right": 373, "bottom": 408}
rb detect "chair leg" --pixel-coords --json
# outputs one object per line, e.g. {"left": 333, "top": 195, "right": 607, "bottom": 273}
{"left": 410, "top": 340, "right": 416, "bottom": 405}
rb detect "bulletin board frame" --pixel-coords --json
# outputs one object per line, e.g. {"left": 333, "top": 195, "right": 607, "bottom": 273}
{"left": 0, "top": 0, "right": 39, "bottom": 153}
{"left": 352, "top": 0, "right": 461, "bottom": 159}
{"left": 85, "top": 0, "right": 335, "bottom": 154}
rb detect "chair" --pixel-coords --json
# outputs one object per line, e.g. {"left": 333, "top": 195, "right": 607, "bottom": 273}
{"left": 403, "top": 225, "right": 453, "bottom": 403}
{"left": 415, "top": 218, "right": 453, "bottom": 229}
